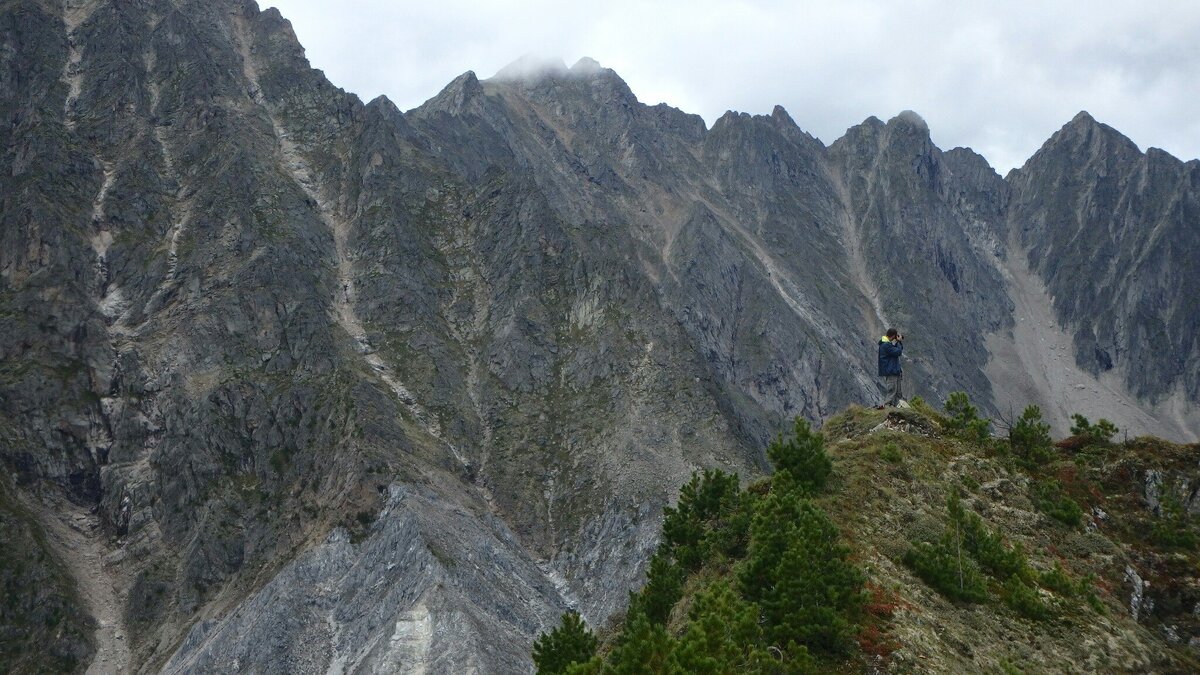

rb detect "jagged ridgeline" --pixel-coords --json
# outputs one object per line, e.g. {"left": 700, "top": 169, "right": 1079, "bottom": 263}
{"left": 533, "top": 398, "right": 1200, "bottom": 673}
{"left": 2, "top": 0, "right": 1199, "bottom": 670}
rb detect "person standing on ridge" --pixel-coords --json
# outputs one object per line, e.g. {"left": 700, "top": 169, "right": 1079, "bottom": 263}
{"left": 878, "top": 328, "right": 904, "bottom": 407}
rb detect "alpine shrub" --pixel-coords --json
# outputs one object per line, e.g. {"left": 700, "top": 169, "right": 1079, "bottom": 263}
{"left": 1031, "top": 479, "right": 1083, "bottom": 527}
{"left": 1069, "top": 414, "right": 1119, "bottom": 444}
{"left": 1003, "top": 576, "right": 1053, "bottom": 621}
{"left": 626, "top": 552, "right": 683, "bottom": 624}
{"left": 1037, "top": 561, "right": 1084, "bottom": 597}
{"left": 766, "top": 418, "right": 832, "bottom": 494}
{"left": 533, "top": 612, "right": 598, "bottom": 675}
{"left": 1149, "top": 493, "right": 1197, "bottom": 551}
{"left": 948, "top": 492, "right": 1029, "bottom": 581}
{"left": 1009, "top": 405, "right": 1054, "bottom": 466}
{"left": 943, "top": 392, "right": 991, "bottom": 443}
{"left": 902, "top": 540, "right": 989, "bottom": 603}
{"left": 739, "top": 489, "right": 864, "bottom": 655}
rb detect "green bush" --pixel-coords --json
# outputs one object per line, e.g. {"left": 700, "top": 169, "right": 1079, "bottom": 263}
{"left": 1009, "top": 405, "right": 1054, "bottom": 466}
{"left": 906, "top": 491, "right": 1041, "bottom": 604}
{"left": 948, "top": 492, "right": 1029, "bottom": 581}
{"left": 533, "top": 612, "right": 598, "bottom": 675}
{"left": 1031, "top": 480, "right": 1083, "bottom": 527}
{"left": 662, "top": 469, "right": 746, "bottom": 570}
{"left": 943, "top": 392, "right": 991, "bottom": 443}
{"left": 767, "top": 418, "right": 832, "bottom": 494}
{"left": 902, "top": 540, "right": 989, "bottom": 603}
{"left": 879, "top": 443, "right": 903, "bottom": 464}
{"left": 1149, "top": 493, "right": 1197, "bottom": 551}
{"left": 1069, "top": 414, "right": 1118, "bottom": 444}
{"left": 1003, "top": 577, "right": 1053, "bottom": 621}
{"left": 1037, "top": 562, "right": 1088, "bottom": 598}
{"left": 627, "top": 552, "right": 683, "bottom": 624}
{"left": 739, "top": 489, "right": 864, "bottom": 656}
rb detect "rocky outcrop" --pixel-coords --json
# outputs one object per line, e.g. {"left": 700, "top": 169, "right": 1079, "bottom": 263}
{"left": 1, "top": 0, "right": 1197, "bottom": 672}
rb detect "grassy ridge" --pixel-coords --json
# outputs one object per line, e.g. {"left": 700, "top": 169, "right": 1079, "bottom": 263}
{"left": 536, "top": 398, "right": 1200, "bottom": 673}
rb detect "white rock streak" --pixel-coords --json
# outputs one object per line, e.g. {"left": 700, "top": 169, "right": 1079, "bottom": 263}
{"left": 231, "top": 16, "right": 465, "bottom": 466}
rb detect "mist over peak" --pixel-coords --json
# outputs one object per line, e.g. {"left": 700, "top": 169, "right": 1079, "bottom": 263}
{"left": 491, "top": 54, "right": 569, "bottom": 82}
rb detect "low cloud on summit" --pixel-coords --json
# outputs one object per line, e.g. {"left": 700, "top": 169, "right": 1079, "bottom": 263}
{"left": 270, "top": 0, "right": 1200, "bottom": 173}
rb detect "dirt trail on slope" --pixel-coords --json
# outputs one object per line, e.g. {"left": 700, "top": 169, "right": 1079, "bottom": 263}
{"left": 27, "top": 497, "right": 131, "bottom": 674}
{"left": 985, "top": 241, "right": 1198, "bottom": 441}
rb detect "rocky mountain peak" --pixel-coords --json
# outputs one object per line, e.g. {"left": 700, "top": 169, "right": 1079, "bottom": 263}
{"left": 890, "top": 109, "right": 930, "bottom": 132}
{"left": 3, "top": 1, "right": 1198, "bottom": 672}
{"left": 769, "top": 104, "right": 797, "bottom": 129}
{"left": 884, "top": 110, "right": 936, "bottom": 154}
{"left": 415, "top": 70, "right": 482, "bottom": 116}
{"left": 1069, "top": 109, "right": 1097, "bottom": 126}
{"left": 364, "top": 94, "right": 409, "bottom": 130}
{"left": 1030, "top": 110, "right": 1142, "bottom": 167}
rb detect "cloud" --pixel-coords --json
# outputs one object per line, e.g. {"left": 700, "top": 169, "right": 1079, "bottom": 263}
{"left": 268, "top": 0, "right": 1200, "bottom": 172}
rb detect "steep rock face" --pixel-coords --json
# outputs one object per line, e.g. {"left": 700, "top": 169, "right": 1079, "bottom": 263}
{"left": 2, "top": 0, "right": 570, "bottom": 671}
{"left": 1009, "top": 113, "right": 1200, "bottom": 400}
{"left": 0, "top": 479, "right": 95, "bottom": 672}
{"left": 1, "top": 1, "right": 1197, "bottom": 673}
{"left": 829, "top": 113, "right": 1012, "bottom": 404}
{"left": 1004, "top": 112, "right": 1200, "bottom": 437}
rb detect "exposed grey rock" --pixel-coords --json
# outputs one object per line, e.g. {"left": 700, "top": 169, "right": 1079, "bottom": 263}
{"left": 163, "top": 484, "right": 568, "bottom": 674}
{"left": 1, "top": 0, "right": 1197, "bottom": 672}
{"left": 1126, "top": 565, "right": 1152, "bottom": 622}
{"left": 1007, "top": 112, "right": 1200, "bottom": 427}
{"left": 1146, "top": 469, "right": 1165, "bottom": 515}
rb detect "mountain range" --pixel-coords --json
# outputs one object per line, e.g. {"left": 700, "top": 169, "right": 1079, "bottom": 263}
{"left": 1, "top": 0, "right": 1197, "bottom": 671}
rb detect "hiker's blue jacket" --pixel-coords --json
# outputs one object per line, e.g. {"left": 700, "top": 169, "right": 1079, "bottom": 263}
{"left": 878, "top": 336, "right": 903, "bottom": 376}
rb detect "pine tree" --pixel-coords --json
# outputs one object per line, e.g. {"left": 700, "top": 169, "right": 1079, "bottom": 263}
{"left": 669, "top": 582, "right": 802, "bottom": 674}
{"left": 662, "top": 469, "right": 744, "bottom": 569}
{"left": 627, "top": 551, "right": 683, "bottom": 624}
{"left": 944, "top": 392, "right": 991, "bottom": 443}
{"left": 1009, "top": 404, "right": 1053, "bottom": 466}
{"left": 533, "top": 611, "right": 598, "bottom": 675}
{"left": 738, "top": 488, "right": 864, "bottom": 656}
{"left": 766, "top": 418, "right": 831, "bottom": 493}
{"left": 605, "top": 612, "right": 675, "bottom": 674}
{"left": 1070, "top": 414, "right": 1119, "bottom": 443}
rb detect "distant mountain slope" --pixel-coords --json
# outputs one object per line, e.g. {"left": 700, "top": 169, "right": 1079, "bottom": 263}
{"left": 0, "top": 0, "right": 1196, "bottom": 672}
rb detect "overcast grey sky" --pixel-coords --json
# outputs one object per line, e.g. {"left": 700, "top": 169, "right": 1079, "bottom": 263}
{"left": 269, "top": 0, "right": 1200, "bottom": 173}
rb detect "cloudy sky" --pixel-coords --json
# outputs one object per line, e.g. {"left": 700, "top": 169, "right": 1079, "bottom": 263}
{"left": 269, "top": 0, "right": 1200, "bottom": 173}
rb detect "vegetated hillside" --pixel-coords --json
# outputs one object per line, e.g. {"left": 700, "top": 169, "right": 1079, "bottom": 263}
{"left": 2, "top": 0, "right": 1199, "bottom": 670}
{"left": 534, "top": 399, "right": 1200, "bottom": 673}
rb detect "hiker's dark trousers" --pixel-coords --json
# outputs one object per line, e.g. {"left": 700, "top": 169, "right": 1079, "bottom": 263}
{"left": 882, "top": 374, "right": 903, "bottom": 406}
